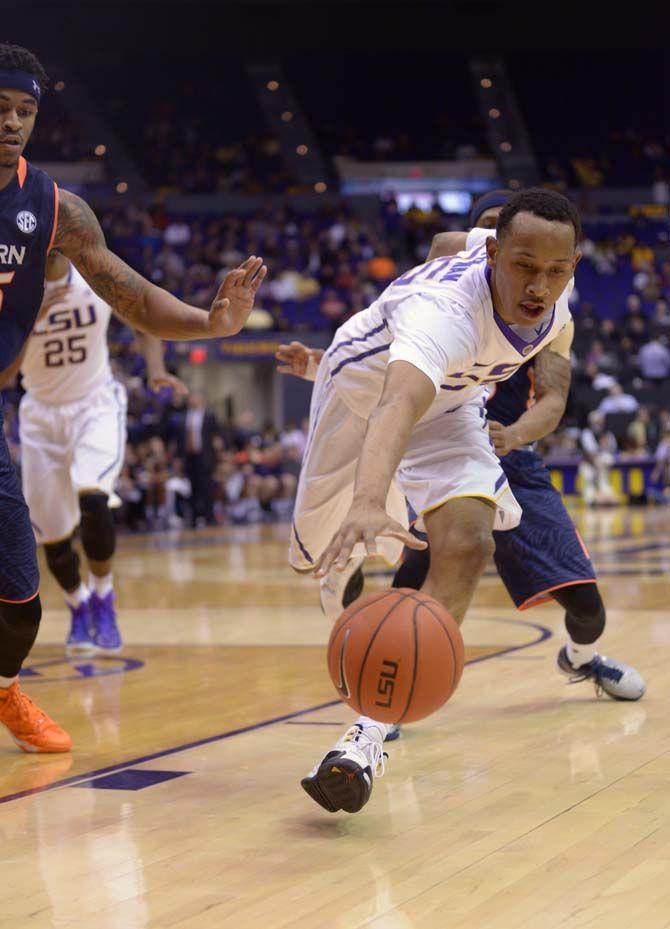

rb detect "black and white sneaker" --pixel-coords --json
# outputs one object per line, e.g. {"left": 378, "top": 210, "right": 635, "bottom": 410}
{"left": 557, "top": 646, "right": 646, "bottom": 700}
{"left": 301, "top": 722, "right": 387, "bottom": 813}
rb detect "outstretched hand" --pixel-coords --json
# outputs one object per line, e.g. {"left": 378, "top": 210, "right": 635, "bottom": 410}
{"left": 313, "top": 504, "right": 427, "bottom": 578}
{"left": 148, "top": 372, "right": 189, "bottom": 396}
{"left": 206, "top": 256, "right": 267, "bottom": 337}
{"left": 275, "top": 341, "right": 324, "bottom": 378}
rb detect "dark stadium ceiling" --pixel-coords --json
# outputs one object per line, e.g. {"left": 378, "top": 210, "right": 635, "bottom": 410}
{"left": 10, "top": 0, "right": 669, "bottom": 56}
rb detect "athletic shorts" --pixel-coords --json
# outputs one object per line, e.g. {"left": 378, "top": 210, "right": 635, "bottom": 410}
{"left": 19, "top": 380, "right": 127, "bottom": 544}
{"left": 0, "top": 416, "right": 39, "bottom": 602}
{"left": 493, "top": 448, "right": 597, "bottom": 609}
{"left": 290, "top": 363, "right": 521, "bottom": 570}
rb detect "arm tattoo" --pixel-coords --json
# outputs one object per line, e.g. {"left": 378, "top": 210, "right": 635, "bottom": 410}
{"left": 534, "top": 347, "right": 572, "bottom": 402}
{"left": 53, "top": 189, "right": 149, "bottom": 325}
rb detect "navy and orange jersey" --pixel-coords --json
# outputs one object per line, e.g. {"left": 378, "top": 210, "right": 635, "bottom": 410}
{"left": 486, "top": 359, "right": 535, "bottom": 427}
{"left": 0, "top": 156, "right": 58, "bottom": 370}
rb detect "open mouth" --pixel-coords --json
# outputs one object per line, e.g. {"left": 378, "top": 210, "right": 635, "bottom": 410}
{"left": 519, "top": 302, "right": 545, "bottom": 318}
{"left": 0, "top": 139, "right": 21, "bottom": 148}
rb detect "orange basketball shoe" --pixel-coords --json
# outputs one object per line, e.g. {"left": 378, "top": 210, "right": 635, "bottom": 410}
{"left": 0, "top": 683, "right": 72, "bottom": 753}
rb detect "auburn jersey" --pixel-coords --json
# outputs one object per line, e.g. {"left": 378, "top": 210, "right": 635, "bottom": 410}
{"left": 0, "top": 156, "right": 57, "bottom": 371}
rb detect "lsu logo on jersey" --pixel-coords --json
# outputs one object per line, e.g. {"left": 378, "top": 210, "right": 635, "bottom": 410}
{"left": 441, "top": 362, "right": 520, "bottom": 392}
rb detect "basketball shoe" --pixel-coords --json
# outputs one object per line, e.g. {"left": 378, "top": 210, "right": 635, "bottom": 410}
{"left": 66, "top": 600, "right": 94, "bottom": 655}
{"left": 90, "top": 591, "right": 122, "bottom": 653}
{"left": 301, "top": 720, "right": 388, "bottom": 813}
{"left": 319, "top": 556, "right": 365, "bottom": 623}
{"left": 0, "top": 683, "right": 72, "bottom": 753}
{"left": 557, "top": 646, "right": 646, "bottom": 700}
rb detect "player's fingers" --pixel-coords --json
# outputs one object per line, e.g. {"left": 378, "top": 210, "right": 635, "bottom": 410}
{"left": 363, "top": 530, "right": 378, "bottom": 557}
{"left": 249, "top": 265, "right": 267, "bottom": 292}
{"left": 227, "top": 269, "right": 246, "bottom": 288}
{"left": 277, "top": 365, "right": 293, "bottom": 375}
{"left": 334, "top": 534, "right": 357, "bottom": 571}
{"left": 384, "top": 523, "right": 428, "bottom": 550}
{"left": 242, "top": 256, "right": 264, "bottom": 286}
{"left": 314, "top": 542, "right": 338, "bottom": 578}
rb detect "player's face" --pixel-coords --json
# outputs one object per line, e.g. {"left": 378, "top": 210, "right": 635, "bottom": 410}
{"left": 0, "top": 89, "right": 38, "bottom": 168}
{"left": 476, "top": 207, "right": 500, "bottom": 229}
{"left": 486, "top": 212, "right": 580, "bottom": 326}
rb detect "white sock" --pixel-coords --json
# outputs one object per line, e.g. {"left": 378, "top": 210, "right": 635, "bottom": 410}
{"left": 64, "top": 582, "right": 90, "bottom": 608}
{"left": 356, "top": 716, "right": 392, "bottom": 740}
{"left": 567, "top": 639, "right": 597, "bottom": 669}
{"left": 89, "top": 573, "right": 113, "bottom": 597}
{"left": 0, "top": 675, "right": 17, "bottom": 690}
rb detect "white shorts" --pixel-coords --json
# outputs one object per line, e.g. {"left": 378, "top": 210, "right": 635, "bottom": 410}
{"left": 289, "top": 364, "right": 521, "bottom": 571}
{"left": 19, "top": 380, "right": 128, "bottom": 543}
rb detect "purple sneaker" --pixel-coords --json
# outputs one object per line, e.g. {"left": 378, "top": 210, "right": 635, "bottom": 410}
{"left": 66, "top": 600, "right": 94, "bottom": 655}
{"left": 90, "top": 591, "right": 122, "bottom": 653}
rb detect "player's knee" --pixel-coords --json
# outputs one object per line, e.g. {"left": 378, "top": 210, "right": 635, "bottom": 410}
{"left": 79, "top": 493, "right": 116, "bottom": 561}
{"left": 554, "top": 583, "right": 606, "bottom": 644}
{"left": 0, "top": 596, "right": 42, "bottom": 677}
{"left": 431, "top": 528, "right": 494, "bottom": 574}
{"left": 44, "top": 536, "right": 80, "bottom": 592}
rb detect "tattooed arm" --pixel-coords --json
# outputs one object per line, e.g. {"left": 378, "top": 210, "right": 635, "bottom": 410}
{"left": 53, "top": 190, "right": 267, "bottom": 340}
{"left": 488, "top": 321, "right": 574, "bottom": 456}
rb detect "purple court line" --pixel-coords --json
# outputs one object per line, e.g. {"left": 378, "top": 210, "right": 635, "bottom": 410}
{"left": 0, "top": 617, "right": 551, "bottom": 807}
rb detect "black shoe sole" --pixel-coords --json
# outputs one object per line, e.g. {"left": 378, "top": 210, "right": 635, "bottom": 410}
{"left": 342, "top": 567, "right": 364, "bottom": 609}
{"left": 301, "top": 757, "right": 372, "bottom": 814}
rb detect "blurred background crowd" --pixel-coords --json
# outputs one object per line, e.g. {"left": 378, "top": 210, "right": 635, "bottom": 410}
{"left": 5, "top": 41, "right": 670, "bottom": 529}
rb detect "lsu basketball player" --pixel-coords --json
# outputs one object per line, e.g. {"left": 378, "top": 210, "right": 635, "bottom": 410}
{"left": 0, "top": 43, "right": 266, "bottom": 754}
{"left": 0, "top": 250, "right": 185, "bottom": 656}
{"left": 278, "top": 188, "right": 644, "bottom": 814}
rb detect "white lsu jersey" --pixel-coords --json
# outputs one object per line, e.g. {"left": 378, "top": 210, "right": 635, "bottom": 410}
{"left": 324, "top": 229, "right": 573, "bottom": 422}
{"left": 21, "top": 264, "right": 113, "bottom": 405}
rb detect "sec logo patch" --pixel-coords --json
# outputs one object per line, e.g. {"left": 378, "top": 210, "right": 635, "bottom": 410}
{"left": 16, "top": 211, "right": 37, "bottom": 234}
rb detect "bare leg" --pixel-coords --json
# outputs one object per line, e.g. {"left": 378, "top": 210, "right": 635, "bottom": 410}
{"left": 421, "top": 496, "right": 496, "bottom": 623}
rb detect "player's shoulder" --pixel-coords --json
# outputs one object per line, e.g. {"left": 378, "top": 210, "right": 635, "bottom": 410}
{"left": 22, "top": 158, "right": 56, "bottom": 195}
{"left": 465, "top": 226, "right": 495, "bottom": 250}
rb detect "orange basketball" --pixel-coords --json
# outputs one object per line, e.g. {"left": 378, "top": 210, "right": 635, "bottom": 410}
{"left": 326, "top": 588, "right": 464, "bottom": 724}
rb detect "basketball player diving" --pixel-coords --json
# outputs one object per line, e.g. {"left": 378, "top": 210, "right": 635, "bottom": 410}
{"left": 278, "top": 187, "right": 645, "bottom": 815}
{"left": 0, "top": 43, "right": 266, "bottom": 754}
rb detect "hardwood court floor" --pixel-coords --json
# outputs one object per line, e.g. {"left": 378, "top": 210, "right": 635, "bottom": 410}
{"left": 1, "top": 505, "right": 669, "bottom": 929}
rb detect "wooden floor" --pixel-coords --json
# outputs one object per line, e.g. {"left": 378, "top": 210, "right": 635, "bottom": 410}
{"left": 2, "top": 505, "right": 669, "bottom": 929}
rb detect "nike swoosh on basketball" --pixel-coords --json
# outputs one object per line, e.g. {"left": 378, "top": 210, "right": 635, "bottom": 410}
{"left": 337, "top": 629, "right": 351, "bottom": 698}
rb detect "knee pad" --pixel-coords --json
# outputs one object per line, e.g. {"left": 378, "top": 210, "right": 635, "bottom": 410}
{"left": 45, "top": 536, "right": 81, "bottom": 592}
{"left": 553, "top": 582, "right": 606, "bottom": 644}
{"left": 79, "top": 493, "right": 116, "bottom": 561}
{"left": 0, "top": 596, "right": 42, "bottom": 678}
{"left": 392, "top": 533, "right": 430, "bottom": 590}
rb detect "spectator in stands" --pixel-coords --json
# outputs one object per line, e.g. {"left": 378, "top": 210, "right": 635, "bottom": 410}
{"left": 649, "top": 428, "right": 670, "bottom": 503}
{"left": 638, "top": 335, "right": 670, "bottom": 383}
{"left": 651, "top": 300, "right": 670, "bottom": 338}
{"left": 280, "top": 419, "right": 308, "bottom": 460}
{"left": 366, "top": 249, "right": 398, "bottom": 285}
{"left": 623, "top": 294, "right": 650, "bottom": 347}
{"left": 177, "top": 392, "right": 218, "bottom": 527}
{"left": 579, "top": 412, "right": 619, "bottom": 506}
{"left": 626, "top": 406, "right": 655, "bottom": 455}
{"left": 597, "top": 382, "right": 640, "bottom": 415}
